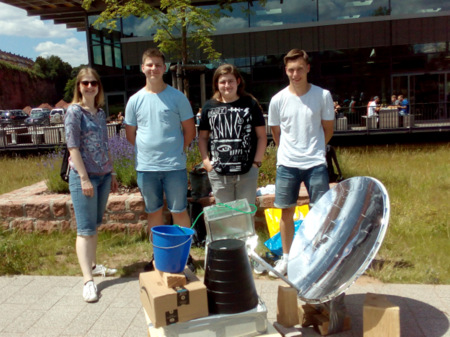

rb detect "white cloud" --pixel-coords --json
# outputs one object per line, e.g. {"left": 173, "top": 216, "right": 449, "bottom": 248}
{"left": 0, "top": 3, "right": 88, "bottom": 67}
{"left": 35, "top": 38, "right": 88, "bottom": 67}
{"left": 216, "top": 16, "right": 247, "bottom": 31}
{"left": 0, "top": 3, "right": 72, "bottom": 38}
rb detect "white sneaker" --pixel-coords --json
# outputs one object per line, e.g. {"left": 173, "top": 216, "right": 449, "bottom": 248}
{"left": 92, "top": 264, "right": 118, "bottom": 277}
{"left": 253, "top": 260, "right": 267, "bottom": 275}
{"left": 268, "top": 258, "right": 288, "bottom": 278}
{"left": 83, "top": 281, "right": 98, "bottom": 303}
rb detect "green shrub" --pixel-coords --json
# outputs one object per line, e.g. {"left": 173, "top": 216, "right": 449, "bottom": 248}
{"left": 186, "top": 141, "right": 202, "bottom": 173}
{"left": 0, "top": 231, "right": 35, "bottom": 274}
{"left": 42, "top": 147, "right": 70, "bottom": 193}
{"left": 258, "top": 143, "right": 277, "bottom": 187}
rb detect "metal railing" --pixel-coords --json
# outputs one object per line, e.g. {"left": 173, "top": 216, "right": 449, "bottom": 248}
{"left": 0, "top": 122, "right": 124, "bottom": 151}
{"left": 1, "top": 108, "right": 448, "bottom": 151}
{"left": 333, "top": 102, "right": 450, "bottom": 133}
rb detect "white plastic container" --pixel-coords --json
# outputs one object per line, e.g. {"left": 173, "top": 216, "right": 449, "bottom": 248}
{"left": 146, "top": 299, "right": 268, "bottom": 337}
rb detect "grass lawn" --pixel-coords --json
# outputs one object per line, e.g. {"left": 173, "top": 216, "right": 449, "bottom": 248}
{"left": 0, "top": 142, "right": 449, "bottom": 284}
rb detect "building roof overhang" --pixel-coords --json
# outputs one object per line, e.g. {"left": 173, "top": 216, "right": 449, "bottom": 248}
{"left": 0, "top": 0, "right": 255, "bottom": 32}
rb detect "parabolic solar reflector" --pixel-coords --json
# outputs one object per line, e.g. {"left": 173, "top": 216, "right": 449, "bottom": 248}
{"left": 288, "top": 176, "right": 390, "bottom": 304}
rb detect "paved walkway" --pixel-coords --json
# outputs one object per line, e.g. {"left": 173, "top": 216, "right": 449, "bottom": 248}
{"left": 0, "top": 275, "right": 448, "bottom": 337}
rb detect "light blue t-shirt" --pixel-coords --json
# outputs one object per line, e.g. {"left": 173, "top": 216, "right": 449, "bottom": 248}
{"left": 124, "top": 85, "right": 194, "bottom": 171}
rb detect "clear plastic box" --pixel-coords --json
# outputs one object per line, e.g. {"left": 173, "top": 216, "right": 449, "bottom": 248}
{"left": 203, "top": 199, "right": 255, "bottom": 243}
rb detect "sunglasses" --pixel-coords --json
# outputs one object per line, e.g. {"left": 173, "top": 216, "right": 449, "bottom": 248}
{"left": 80, "top": 80, "right": 99, "bottom": 87}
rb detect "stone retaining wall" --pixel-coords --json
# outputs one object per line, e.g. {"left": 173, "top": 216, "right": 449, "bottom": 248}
{"left": 0, "top": 181, "right": 325, "bottom": 234}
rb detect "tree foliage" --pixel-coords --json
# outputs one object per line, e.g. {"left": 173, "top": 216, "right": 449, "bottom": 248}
{"left": 33, "top": 55, "right": 73, "bottom": 101}
{"left": 83, "top": 0, "right": 223, "bottom": 64}
{"left": 63, "top": 66, "right": 84, "bottom": 103}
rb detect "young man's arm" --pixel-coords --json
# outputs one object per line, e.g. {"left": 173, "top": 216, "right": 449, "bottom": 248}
{"left": 181, "top": 117, "right": 196, "bottom": 149}
{"left": 321, "top": 120, "right": 334, "bottom": 144}
{"left": 125, "top": 124, "right": 137, "bottom": 146}
{"left": 271, "top": 125, "right": 281, "bottom": 147}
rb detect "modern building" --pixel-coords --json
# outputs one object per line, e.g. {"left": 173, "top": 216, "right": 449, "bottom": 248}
{"left": 2, "top": 0, "right": 450, "bottom": 125}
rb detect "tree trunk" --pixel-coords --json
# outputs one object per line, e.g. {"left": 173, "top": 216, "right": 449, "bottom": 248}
{"left": 181, "top": 13, "right": 189, "bottom": 98}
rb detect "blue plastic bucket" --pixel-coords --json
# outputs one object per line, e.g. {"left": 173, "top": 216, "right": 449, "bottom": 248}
{"left": 151, "top": 225, "right": 194, "bottom": 273}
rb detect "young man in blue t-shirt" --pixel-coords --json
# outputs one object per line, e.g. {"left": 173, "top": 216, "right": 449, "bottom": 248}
{"left": 124, "top": 48, "right": 196, "bottom": 246}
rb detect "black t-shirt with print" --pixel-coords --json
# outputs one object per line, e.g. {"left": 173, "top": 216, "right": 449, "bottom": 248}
{"left": 199, "top": 96, "right": 265, "bottom": 175}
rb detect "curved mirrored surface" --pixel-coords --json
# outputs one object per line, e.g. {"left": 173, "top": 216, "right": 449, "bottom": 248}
{"left": 288, "top": 176, "right": 390, "bottom": 304}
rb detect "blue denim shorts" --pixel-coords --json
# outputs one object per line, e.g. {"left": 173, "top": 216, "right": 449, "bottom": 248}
{"left": 274, "top": 164, "right": 330, "bottom": 209}
{"left": 69, "top": 170, "right": 112, "bottom": 236}
{"left": 137, "top": 169, "right": 188, "bottom": 214}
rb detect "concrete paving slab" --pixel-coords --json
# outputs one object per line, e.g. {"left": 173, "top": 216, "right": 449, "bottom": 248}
{"left": 0, "top": 275, "right": 448, "bottom": 337}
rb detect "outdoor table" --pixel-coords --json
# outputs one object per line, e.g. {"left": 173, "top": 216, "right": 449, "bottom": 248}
{"left": 379, "top": 108, "right": 399, "bottom": 129}
{"left": 361, "top": 116, "right": 377, "bottom": 129}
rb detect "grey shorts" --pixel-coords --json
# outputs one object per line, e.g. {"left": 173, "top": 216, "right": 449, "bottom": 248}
{"left": 208, "top": 166, "right": 259, "bottom": 205}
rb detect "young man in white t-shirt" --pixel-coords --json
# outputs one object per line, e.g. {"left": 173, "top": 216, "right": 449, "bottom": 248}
{"left": 268, "top": 49, "right": 334, "bottom": 277}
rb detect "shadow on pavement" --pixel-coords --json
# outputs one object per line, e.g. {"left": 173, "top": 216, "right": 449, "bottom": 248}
{"left": 344, "top": 293, "right": 449, "bottom": 337}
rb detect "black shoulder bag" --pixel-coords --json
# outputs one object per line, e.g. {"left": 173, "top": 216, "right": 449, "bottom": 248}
{"left": 60, "top": 146, "right": 70, "bottom": 183}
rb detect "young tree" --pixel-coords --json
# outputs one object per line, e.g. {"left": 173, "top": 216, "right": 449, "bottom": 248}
{"left": 82, "top": 0, "right": 224, "bottom": 97}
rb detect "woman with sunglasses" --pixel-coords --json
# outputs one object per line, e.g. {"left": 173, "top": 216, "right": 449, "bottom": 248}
{"left": 64, "top": 67, "right": 118, "bottom": 302}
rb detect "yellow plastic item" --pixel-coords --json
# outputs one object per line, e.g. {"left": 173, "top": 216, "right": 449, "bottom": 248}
{"left": 264, "top": 205, "right": 309, "bottom": 238}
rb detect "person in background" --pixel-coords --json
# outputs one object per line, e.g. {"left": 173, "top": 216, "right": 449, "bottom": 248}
{"left": 334, "top": 100, "right": 343, "bottom": 118}
{"left": 124, "top": 48, "right": 196, "bottom": 271}
{"left": 390, "top": 94, "right": 399, "bottom": 107}
{"left": 116, "top": 111, "right": 124, "bottom": 133}
{"left": 397, "top": 94, "right": 409, "bottom": 116}
{"left": 117, "top": 111, "right": 124, "bottom": 123}
{"left": 268, "top": 49, "right": 334, "bottom": 277}
{"left": 65, "top": 67, "right": 119, "bottom": 303}
{"left": 367, "top": 96, "right": 380, "bottom": 117}
{"left": 198, "top": 64, "right": 266, "bottom": 204}
{"left": 196, "top": 108, "right": 202, "bottom": 125}
{"left": 348, "top": 96, "right": 357, "bottom": 114}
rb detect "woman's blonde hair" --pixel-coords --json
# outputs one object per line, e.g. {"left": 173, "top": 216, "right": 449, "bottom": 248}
{"left": 72, "top": 67, "right": 104, "bottom": 108}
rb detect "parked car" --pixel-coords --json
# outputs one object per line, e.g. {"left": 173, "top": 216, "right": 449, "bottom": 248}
{"left": 50, "top": 108, "right": 65, "bottom": 124}
{"left": 25, "top": 108, "right": 51, "bottom": 126}
{"left": 0, "top": 109, "right": 29, "bottom": 126}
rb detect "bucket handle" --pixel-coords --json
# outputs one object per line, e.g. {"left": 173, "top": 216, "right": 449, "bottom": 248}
{"left": 150, "top": 233, "right": 193, "bottom": 250}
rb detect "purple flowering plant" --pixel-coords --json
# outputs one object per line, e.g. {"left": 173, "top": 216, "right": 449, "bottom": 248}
{"left": 108, "top": 135, "right": 137, "bottom": 188}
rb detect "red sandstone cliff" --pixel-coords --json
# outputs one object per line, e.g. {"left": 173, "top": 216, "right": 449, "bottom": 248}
{"left": 0, "top": 66, "right": 58, "bottom": 110}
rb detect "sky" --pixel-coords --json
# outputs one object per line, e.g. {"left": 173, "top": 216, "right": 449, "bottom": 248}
{"left": 0, "top": 2, "right": 88, "bottom": 67}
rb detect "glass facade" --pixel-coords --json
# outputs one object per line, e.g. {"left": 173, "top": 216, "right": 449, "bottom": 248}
{"left": 88, "top": 16, "right": 123, "bottom": 70}
{"left": 86, "top": 1, "right": 450, "bottom": 121}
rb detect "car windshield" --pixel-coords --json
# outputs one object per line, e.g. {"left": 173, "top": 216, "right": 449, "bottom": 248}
{"left": 31, "top": 112, "right": 44, "bottom": 118}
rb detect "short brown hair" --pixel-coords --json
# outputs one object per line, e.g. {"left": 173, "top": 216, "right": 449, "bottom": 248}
{"left": 72, "top": 67, "right": 104, "bottom": 108}
{"left": 284, "top": 49, "right": 309, "bottom": 65}
{"left": 141, "top": 48, "right": 165, "bottom": 64}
